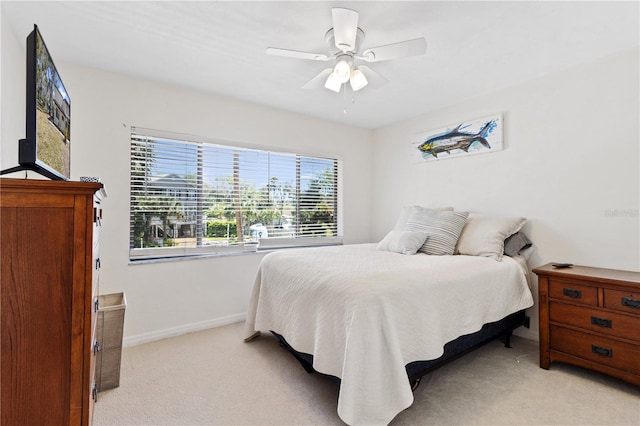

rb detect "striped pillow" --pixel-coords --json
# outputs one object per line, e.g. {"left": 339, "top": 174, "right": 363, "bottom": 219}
{"left": 393, "top": 205, "right": 454, "bottom": 231}
{"left": 405, "top": 210, "right": 469, "bottom": 255}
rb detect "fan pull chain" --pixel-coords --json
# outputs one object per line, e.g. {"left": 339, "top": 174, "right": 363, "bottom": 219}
{"left": 343, "top": 84, "right": 348, "bottom": 114}
{"left": 342, "top": 84, "right": 357, "bottom": 114}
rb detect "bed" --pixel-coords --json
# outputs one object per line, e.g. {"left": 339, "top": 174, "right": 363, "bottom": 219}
{"left": 244, "top": 209, "right": 534, "bottom": 425}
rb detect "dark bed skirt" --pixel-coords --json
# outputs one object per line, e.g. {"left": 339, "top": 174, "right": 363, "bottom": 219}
{"left": 271, "top": 309, "right": 529, "bottom": 388}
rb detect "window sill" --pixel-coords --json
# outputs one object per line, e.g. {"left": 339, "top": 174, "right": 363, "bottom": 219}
{"left": 128, "top": 239, "right": 343, "bottom": 265}
{"left": 128, "top": 249, "right": 264, "bottom": 265}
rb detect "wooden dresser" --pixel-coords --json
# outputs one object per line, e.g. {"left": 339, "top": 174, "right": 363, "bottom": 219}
{"left": 533, "top": 263, "right": 640, "bottom": 386}
{"left": 1, "top": 178, "right": 104, "bottom": 425}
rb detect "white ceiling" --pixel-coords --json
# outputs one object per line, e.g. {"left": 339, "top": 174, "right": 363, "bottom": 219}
{"left": 2, "top": 1, "right": 638, "bottom": 129}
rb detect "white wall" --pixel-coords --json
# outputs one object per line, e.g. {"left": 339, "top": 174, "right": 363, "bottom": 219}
{"left": 371, "top": 48, "right": 640, "bottom": 339}
{"left": 1, "top": 12, "right": 25, "bottom": 166}
{"left": 1, "top": 18, "right": 373, "bottom": 345}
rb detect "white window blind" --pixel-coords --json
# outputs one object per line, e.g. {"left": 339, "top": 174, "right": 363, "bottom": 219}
{"left": 129, "top": 127, "right": 342, "bottom": 261}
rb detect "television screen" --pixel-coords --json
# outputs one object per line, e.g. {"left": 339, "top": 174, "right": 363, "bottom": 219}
{"left": 1, "top": 25, "right": 71, "bottom": 180}
{"left": 28, "top": 25, "right": 71, "bottom": 179}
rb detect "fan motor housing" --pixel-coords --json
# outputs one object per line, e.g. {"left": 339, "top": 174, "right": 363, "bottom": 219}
{"left": 325, "top": 27, "right": 365, "bottom": 56}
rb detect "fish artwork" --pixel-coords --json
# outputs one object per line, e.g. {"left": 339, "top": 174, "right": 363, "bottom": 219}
{"left": 417, "top": 118, "right": 499, "bottom": 159}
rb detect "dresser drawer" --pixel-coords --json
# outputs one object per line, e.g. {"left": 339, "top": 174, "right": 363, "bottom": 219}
{"left": 550, "top": 301, "right": 640, "bottom": 342}
{"left": 549, "top": 279, "right": 598, "bottom": 306}
{"left": 550, "top": 325, "right": 640, "bottom": 375}
{"left": 604, "top": 289, "right": 640, "bottom": 315}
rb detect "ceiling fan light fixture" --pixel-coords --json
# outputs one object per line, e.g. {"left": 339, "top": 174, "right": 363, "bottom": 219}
{"left": 267, "top": 8, "right": 426, "bottom": 96}
{"left": 333, "top": 58, "right": 351, "bottom": 83}
{"left": 324, "top": 72, "right": 342, "bottom": 93}
{"left": 350, "top": 68, "right": 368, "bottom": 91}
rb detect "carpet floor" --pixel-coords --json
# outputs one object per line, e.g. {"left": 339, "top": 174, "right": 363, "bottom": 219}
{"left": 93, "top": 322, "right": 639, "bottom": 425}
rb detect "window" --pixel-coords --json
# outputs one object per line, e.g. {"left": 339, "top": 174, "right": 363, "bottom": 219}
{"left": 129, "top": 127, "right": 342, "bottom": 261}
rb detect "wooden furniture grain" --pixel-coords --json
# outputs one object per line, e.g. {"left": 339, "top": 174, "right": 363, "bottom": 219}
{"left": 1, "top": 178, "right": 104, "bottom": 425}
{"left": 533, "top": 263, "right": 640, "bottom": 386}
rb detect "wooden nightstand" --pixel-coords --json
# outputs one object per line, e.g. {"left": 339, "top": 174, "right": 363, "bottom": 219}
{"left": 533, "top": 263, "right": 640, "bottom": 386}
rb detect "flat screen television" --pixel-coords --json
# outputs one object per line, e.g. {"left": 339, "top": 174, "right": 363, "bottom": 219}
{"left": 1, "top": 24, "right": 71, "bottom": 180}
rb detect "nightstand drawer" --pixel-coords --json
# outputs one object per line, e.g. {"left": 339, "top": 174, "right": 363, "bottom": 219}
{"left": 550, "top": 301, "right": 640, "bottom": 342}
{"left": 604, "top": 289, "right": 640, "bottom": 315}
{"left": 550, "top": 325, "right": 640, "bottom": 375}
{"left": 549, "top": 279, "right": 597, "bottom": 306}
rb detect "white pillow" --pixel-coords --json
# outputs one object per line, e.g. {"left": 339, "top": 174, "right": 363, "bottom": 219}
{"left": 404, "top": 210, "right": 469, "bottom": 255}
{"left": 377, "top": 230, "right": 429, "bottom": 255}
{"left": 393, "top": 205, "right": 454, "bottom": 231}
{"left": 455, "top": 213, "right": 526, "bottom": 260}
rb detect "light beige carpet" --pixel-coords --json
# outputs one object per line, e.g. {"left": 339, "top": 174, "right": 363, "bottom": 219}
{"left": 94, "top": 322, "right": 639, "bottom": 425}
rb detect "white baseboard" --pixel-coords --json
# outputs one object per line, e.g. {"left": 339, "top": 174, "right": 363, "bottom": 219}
{"left": 123, "top": 313, "right": 246, "bottom": 347}
{"left": 513, "top": 326, "right": 539, "bottom": 342}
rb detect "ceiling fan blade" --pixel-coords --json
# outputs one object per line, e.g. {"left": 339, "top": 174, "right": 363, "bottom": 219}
{"left": 302, "top": 68, "right": 333, "bottom": 89}
{"left": 332, "top": 8, "right": 359, "bottom": 51}
{"left": 358, "top": 66, "right": 388, "bottom": 89}
{"left": 360, "top": 37, "right": 427, "bottom": 62}
{"left": 266, "top": 47, "right": 329, "bottom": 61}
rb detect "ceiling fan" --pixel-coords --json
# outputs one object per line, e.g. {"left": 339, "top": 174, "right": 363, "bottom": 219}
{"left": 266, "top": 7, "right": 427, "bottom": 93}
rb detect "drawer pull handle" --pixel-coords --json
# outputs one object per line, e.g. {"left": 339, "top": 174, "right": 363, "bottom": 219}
{"left": 622, "top": 297, "right": 640, "bottom": 309}
{"left": 591, "top": 345, "right": 613, "bottom": 358}
{"left": 562, "top": 288, "right": 582, "bottom": 298}
{"left": 590, "top": 316, "right": 612, "bottom": 328}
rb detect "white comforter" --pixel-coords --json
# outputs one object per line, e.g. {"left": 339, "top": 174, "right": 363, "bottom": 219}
{"left": 244, "top": 244, "right": 533, "bottom": 425}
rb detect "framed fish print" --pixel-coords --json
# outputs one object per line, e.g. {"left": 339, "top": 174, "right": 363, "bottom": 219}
{"left": 412, "top": 114, "right": 503, "bottom": 161}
